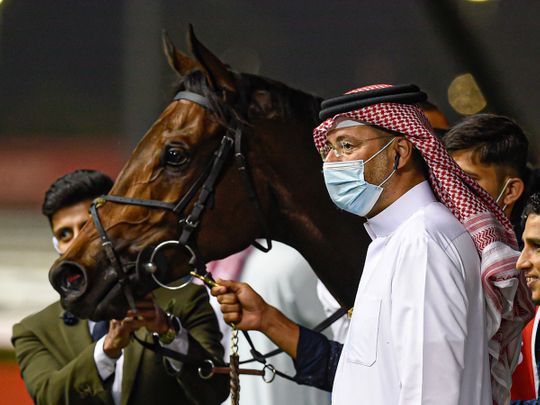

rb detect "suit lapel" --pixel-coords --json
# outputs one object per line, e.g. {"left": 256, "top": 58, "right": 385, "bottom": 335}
{"left": 120, "top": 329, "right": 145, "bottom": 405}
{"left": 56, "top": 308, "right": 116, "bottom": 404}
{"left": 57, "top": 307, "right": 92, "bottom": 361}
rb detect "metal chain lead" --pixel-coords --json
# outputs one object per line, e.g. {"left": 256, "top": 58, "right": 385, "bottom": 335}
{"left": 230, "top": 323, "right": 240, "bottom": 405}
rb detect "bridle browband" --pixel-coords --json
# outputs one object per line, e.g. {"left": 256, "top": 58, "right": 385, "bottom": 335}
{"left": 89, "top": 89, "right": 272, "bottom": 310}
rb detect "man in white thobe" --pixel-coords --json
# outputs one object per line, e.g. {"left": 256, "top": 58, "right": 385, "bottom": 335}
{"left": 211, "top": 83, "right": 533, "bottom": 405}
{"left": 331, "top": 180, "right": 490, "bottom": 403}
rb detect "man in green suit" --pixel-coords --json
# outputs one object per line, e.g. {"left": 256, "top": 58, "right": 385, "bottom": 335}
{"left": 12, "top": 169, "right": 228, "bottom": 405}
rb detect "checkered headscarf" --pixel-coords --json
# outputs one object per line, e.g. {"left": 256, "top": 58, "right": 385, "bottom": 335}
{"left": 314, "top": 84, "right": 534, "bottom": 405}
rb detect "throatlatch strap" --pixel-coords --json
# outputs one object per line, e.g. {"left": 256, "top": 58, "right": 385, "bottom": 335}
{"left": 233, "top": 127, "right": 273, "bottom": 253}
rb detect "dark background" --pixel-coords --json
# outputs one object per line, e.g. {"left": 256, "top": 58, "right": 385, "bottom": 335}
{"left": 0, "top": 0, "right": 539, "bottom": 204}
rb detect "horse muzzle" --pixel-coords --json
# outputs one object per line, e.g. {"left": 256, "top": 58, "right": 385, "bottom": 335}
{"left": 49, "top": 259, "right": 135, "bottom": 320}
{"left": 49, "top": 260, "right": 89, "bottom": 299}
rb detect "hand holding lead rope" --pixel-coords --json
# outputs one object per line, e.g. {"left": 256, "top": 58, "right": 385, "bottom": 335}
{"left": 196, "top": 271, "right": 280, "bottom": 405}
{"left": 194, "top": 272, "right": 242, "bottom": 403}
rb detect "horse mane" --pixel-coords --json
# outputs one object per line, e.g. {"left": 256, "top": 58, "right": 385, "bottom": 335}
{"left": 173, "top": 71, "right": 322, "bottom": 129}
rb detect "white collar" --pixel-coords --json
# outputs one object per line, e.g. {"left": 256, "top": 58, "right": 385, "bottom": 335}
{"left": 364, "top": 180, "right": 437, "bottom": 240}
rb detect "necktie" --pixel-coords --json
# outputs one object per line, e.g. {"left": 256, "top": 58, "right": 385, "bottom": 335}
{"left": 92, "top": 320, "right": 109, "bottom": 342}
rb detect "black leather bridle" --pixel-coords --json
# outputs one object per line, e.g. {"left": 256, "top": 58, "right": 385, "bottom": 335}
{"left": 89, "top": 88, "right": 347, "bottom": 383}
{"left": 89, "top": 90, "right": 272, "bottom": 310}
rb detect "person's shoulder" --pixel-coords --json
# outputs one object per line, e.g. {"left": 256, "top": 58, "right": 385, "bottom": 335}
{"left": 13, "top": 301, "right": 65, "bottom": 338}
{"left": 401, "top": 202, "right": 469, "bottom": 247}
{"left": 396, "top": 203, "right": 478, "bottom": 272}
{"left": 17, "top": 301, "right": 63, "bottom": 326}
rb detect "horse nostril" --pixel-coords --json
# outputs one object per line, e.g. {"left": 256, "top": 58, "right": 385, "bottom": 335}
{"left": 50, "top": 261, "right": 88, "bottom": 296}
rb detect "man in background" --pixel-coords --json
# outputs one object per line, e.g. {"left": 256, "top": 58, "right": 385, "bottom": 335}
{"left": 442, "top": 114, "right": 540, "bottom": 402}
{"left": 514, "top": 193, "right": 540, "bottom": 405}
{"left": 12, "top": 169, "right": 228, "bottom": 405}
{"left": 443, "top": 114, "right": 534, "bottom": 242}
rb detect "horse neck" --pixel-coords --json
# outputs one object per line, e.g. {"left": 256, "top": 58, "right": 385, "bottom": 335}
{"left": 250, "top": 115, "right": 368, "bottom": 308}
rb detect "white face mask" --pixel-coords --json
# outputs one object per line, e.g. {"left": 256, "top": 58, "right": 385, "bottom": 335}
{"left": 495, "top": 178, "right": 512, "bottom": 211}
{"left": 52, "top": 236, "right": 62, "bottom": 255}
{"left": 322, "top": 138, "right": 397, "bottom": 217}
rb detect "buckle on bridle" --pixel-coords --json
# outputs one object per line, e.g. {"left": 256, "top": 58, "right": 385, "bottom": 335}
{"left": 179, "top": 217, "right": 199, "bottom": 230}
{"left": 93, "top": 197, "right": 106, "bottom": 209}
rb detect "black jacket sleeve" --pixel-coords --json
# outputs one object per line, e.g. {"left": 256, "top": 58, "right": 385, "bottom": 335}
{"left": 293, "top": 325, "right": 342, "bottom": 392}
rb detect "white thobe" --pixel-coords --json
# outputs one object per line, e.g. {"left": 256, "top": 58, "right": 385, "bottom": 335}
{"left": 218, "top": 241, "right": 331, "bottom": 405}
{"left": 332, "top": 181, "right": 492, "bottom": 405}
{"left": 316, "top": 280, "right": 350, "bottom": 343}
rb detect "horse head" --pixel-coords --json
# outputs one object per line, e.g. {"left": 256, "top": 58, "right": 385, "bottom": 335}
{"left": 49, "top": 26, "right": 367, "bottom": 320}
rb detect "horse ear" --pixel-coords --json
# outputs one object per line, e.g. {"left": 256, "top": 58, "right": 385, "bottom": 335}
{"left": 187, "top": 24, "right": 236, "bottom": 94}
{"left": 162, "top": 30, "right": 202, "bottom": 77}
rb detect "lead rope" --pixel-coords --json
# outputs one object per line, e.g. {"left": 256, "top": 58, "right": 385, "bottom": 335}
{"left": 191, "top": 271, "right": 242, "bottom": 403}
{"left": 230, "top": 323, "right": 240, "bottom": 405}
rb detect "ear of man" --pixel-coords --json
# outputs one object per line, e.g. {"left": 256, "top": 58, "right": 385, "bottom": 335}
{"left": 391, "top": 137, "right": 428, "bottom": 180}
{"left": 502, "top": 177, "right": 525, "bottom": 209}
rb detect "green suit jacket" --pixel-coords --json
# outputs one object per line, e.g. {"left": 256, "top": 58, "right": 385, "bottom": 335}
{"left": 12, "top": 285, "right": 229, "bottom": 405}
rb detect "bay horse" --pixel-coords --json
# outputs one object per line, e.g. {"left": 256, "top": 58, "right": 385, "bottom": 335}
{"left": 49, "top": 26, "right": 369, "bottom": 321}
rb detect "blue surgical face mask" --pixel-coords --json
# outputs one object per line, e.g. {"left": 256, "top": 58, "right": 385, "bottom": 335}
{"left": 323, "top": 138, "right": 397, "bottom": 217}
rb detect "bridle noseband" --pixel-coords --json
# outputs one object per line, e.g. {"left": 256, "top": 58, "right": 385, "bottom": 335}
{"left": 89, "top": 90, "right": 272, "bottom": 310}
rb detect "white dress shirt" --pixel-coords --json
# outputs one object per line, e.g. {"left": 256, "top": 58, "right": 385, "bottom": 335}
{"left": 91, "top": 319, "right": 189, "bottom": 405}
{"left": 332, "top": 181, "right": 492, "bottom": 405}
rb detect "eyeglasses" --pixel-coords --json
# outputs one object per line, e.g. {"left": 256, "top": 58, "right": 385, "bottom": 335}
{"left": 325, "top": 134, "right": 394, "bottom": 159}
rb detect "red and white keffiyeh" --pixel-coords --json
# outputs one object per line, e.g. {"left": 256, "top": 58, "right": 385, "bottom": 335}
{"left": 314, "top": 84, "right": 534, "bottom": 405}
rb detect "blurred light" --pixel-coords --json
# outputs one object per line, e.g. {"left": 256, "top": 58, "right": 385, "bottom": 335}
{"left": 466, "top": 0, "right": 492, "bottom": 2}
{"left": 447, "top": 73, "right": 487, "bottom": 115}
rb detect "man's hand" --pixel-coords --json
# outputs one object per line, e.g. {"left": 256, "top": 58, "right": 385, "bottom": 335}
{"left": 130, "top": 294, "right": 170, "bottom": 334}
{"left": 211, "top": 280, "right": 271, "bottom": 332}
{"left": 102, "top": 294, "right": 170, "bottom": 358}
{"left": 211, "top": 279, "right": 300, "bottom": 358}
{"left": 102, "top": 318, "right": 137, "bottom": 359}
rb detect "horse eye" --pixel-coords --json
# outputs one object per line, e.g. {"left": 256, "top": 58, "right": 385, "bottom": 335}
{"left": 163, "top": 145, "right": 189, "bottom": 167}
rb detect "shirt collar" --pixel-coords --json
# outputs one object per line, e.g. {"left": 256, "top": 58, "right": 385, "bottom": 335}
{"left": 364, "top": 180, "right": 436, "bottom": 240}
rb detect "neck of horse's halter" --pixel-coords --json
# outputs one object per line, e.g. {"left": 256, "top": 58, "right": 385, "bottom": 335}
{"left": 89, "top": 90, "right": 273, "bottom": 307}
